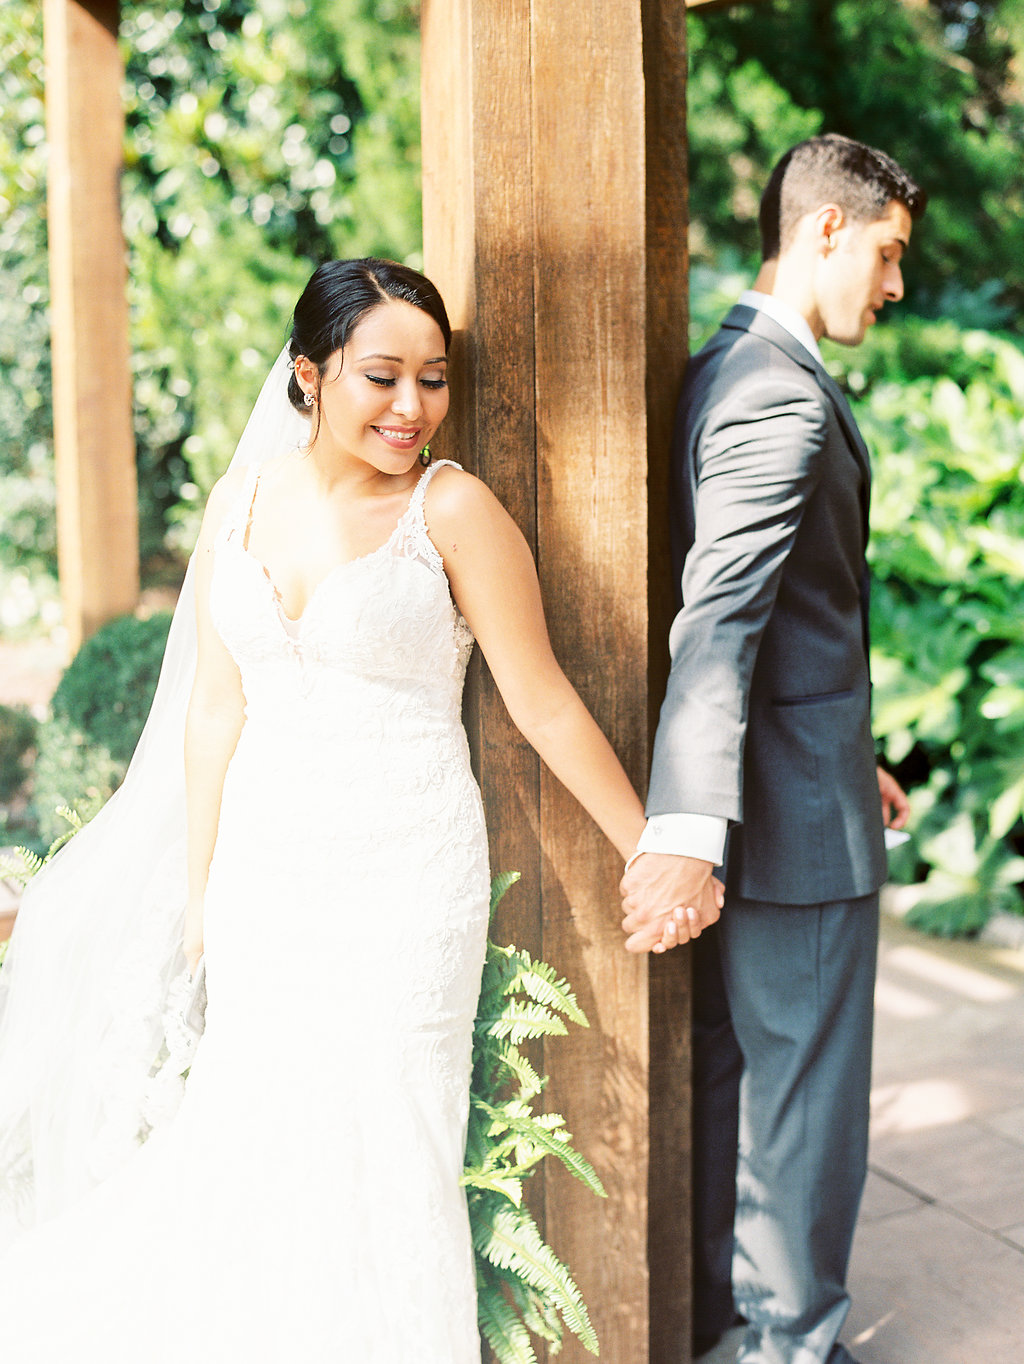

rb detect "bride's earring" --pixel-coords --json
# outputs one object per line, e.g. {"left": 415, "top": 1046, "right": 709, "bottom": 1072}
{"left": 419, "top": 443, "right": 432, "bottom": 467}
{"left": 303, "top": 392, "right": 315, "bottom": 409}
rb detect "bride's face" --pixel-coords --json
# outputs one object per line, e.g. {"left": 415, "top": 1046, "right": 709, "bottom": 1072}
{"left": 307, "top": 299, "right": 449, "bottom": 472}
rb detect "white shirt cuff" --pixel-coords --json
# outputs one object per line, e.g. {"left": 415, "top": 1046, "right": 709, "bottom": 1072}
{"left": 636, "top": 813, "right": 728, "bottom": 865}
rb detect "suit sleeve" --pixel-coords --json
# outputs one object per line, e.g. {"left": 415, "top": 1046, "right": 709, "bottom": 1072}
{"left": 646, "top": 368, "right": 829, "bottom": 822}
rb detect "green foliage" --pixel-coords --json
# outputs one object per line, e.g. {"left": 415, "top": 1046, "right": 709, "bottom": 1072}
{"left": 0, "top": 5, "right": 55, "bottom": 625}
{"left": 122, "top": 0, "right": 423, "bottom": 552}
{"left": 0, "top": 0, "right": 422, "bottom": 604}
{"left": 33, "top": 614, "right": 172, "bottom": 842}
{"left": 688, "top": 0, "right": 1024, "bottom": 319}
{"left": 0, "top": 808, "right": 83, "bottom": 888}
{"left": 0, "top": 704, "right": 37, "bottom": 803}
{"left": 853, "top": 324, "right": 1024, "bottom": 933}
{"left": 467, "top": 873, "right": 605, "bottom": 1361}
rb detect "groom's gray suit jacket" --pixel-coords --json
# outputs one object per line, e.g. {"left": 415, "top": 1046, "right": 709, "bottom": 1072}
{"left": 647, "top": 305, "right": 888, "bottom": 905}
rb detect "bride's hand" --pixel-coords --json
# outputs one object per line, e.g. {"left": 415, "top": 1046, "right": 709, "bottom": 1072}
{"left": 649, "top": 875, "right": 726, "bottom": 954}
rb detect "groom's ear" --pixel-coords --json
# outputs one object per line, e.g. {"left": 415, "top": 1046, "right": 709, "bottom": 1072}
{"left": 813, "top": 203, "right": 845, "bottom": 253}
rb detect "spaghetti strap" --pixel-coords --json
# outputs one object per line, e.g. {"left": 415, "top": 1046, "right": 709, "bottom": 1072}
{"left": 389, "top": 460, "right": 463, "bottom": 575}
{"left": 409, "top": 459, "right": 462, "bottom": 516}
{"left": 219, "top": 464, "right": 261, "bottom": 546}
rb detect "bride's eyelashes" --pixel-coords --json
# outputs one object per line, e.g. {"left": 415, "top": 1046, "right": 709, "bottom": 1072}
{"left": 365, "top": 374, "right": 448, "bottom": 390}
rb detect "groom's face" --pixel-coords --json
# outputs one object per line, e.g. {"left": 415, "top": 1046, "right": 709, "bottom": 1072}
{"left": 816, "top": 199, "right": 912, "bottom": 347}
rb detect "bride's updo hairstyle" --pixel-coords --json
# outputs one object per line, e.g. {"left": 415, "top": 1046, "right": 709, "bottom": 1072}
{"left": 286, "top": 257, "right": 452, "bottom": 416}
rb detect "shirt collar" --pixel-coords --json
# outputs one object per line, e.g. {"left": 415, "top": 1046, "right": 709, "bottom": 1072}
{"left": 738, "top": 290, "right": 823, "bottom": 366}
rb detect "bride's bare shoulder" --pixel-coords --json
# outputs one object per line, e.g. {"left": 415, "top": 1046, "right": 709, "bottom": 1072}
{"left": 195, "top": 463, "right": 252, "bottom": 549}
{"left": 423, "top": 464, "right": 509, "bottom": 530}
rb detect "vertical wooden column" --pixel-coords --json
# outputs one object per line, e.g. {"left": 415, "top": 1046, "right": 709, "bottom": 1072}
{"left": 45, "top": 0, "right": 138, "bottom": 652}
{"left": 423, "top": 3, "right": 692, "bottom": 1361}
{"left": 644, "top": 7, "right": 693, "bottom": 1358}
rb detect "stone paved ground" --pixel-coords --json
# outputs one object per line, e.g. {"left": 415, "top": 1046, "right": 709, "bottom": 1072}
{"left": 699, "top": 911, "right": 1024, "bottom": 1364}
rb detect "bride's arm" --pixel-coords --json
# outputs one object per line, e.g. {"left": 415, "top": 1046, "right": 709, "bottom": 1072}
{"left": 183, "top": 476, "right": 247, "bottom": 974}
{"left": 425, "top": 469, "right": 647, "bottom": 863}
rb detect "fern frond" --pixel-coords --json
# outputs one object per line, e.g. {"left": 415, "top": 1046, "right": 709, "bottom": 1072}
{"left": 489, "top": 870, "right": 522, "bottom": 919}
{"left": 0, "top": 809, "right": 84, "bottom": 892}
{"left": 46, "top": 807, "right": 83, "bottom": 859}
{"left": 473, "top": 1039, "right": 544, "bottom": 1099}
{"left": 482, "top": 999, "right": 569, "bottom": 1044}
{"left": 471, "top": 874, "right": 603, "bottom": 1359}
{"left": 0, "top": 846, "right": 44, "bottom": 887}
{"left": 459, "top": 1168, "right": 525, "bottom": 1204}
{"left": 491, "top": 1260, "right": 564, "bottom": 1349}
{"left": 474, "top": 1102, "right": 607, "bottom": 1197}
{"left": 476, "top": 1259, "right": 539, "bottom": 1364}
{"left": 500, "top": 951, "right": 589, "bottom": 1028}
{"left": 473, "top": 1200, "right": 600, "bottom": 1355}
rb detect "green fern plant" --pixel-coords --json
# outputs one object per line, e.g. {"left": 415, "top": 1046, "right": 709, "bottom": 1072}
{"left": 467, "top": 872, "right": 606, "bottom": 1361}
{"left": 0, "top": 806, "right": 82, "bottom": 887}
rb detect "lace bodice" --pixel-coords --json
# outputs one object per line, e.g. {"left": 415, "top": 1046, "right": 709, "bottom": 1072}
{"left": 211, "top": 459, "right": 475, "bottom": 718}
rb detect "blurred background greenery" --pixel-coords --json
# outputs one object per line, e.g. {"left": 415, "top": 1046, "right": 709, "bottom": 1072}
{"left": 3, "top": 0, "right": 1024, "bottom": 933}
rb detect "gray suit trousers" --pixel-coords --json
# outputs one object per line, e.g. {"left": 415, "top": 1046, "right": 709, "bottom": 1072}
{"left": 717, "top": 892, "right": 880, "bottom": 1364}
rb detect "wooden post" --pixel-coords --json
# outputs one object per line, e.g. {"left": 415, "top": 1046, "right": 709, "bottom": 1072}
{"left": 644, "top": 9, "right": 694, "bottom": 1361}
{"left": 44, "top": 0, "right": 138, "bottom": 652}
{"left": 422, "top": 3, "right": 691, "bottom": 1359}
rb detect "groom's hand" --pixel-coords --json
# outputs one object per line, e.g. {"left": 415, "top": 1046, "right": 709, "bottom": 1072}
{"left": 619, "top": 853, "right": 722, "bottom": 953}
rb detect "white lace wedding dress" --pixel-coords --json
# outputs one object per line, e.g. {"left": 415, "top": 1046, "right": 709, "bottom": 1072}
{"left": 0, "top": 459, "right": 490, "bottom": 1362}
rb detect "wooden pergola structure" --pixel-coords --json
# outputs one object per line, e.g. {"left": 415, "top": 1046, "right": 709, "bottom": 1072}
{"left": 46, "top": 0, "right": 756, "bottom": 1358}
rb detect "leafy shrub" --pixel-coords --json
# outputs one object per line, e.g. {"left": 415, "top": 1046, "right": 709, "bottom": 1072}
{"left": 858, "top": 330, "right": 1024, "bottom": 934}
{"left": 33, "top": 613, "right": 172, "bottom": 842}
{"left": 0, "top": 703, "right": 36, "bottom": 802}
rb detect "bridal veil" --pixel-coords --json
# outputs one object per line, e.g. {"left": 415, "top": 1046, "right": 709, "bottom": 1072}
{"left": 0, "top": 347, "right": 307, "bottom": 1251}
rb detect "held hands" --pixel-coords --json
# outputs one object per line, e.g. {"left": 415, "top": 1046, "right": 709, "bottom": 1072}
{"left": 617, "top": 770, "right": 908, "bottom": 956}
{"left": 619, "top": 853, "right": 724, "bottom": 954}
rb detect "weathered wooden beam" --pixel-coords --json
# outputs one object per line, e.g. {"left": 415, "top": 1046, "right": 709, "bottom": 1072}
{"left": 687, "top": 0, "right": 767, "bottom": 11}
{"left": 44, "top": 0, "right": 138, "bottom": 653}
{"left": 423, "top": 3, "right": 691, "bottom": 1359}
{"left": 643, "top": 6, "right": 693, "bottom": 1359}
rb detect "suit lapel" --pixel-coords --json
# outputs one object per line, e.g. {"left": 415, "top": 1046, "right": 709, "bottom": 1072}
{"left": 722, "top": 306, "right": 872, "bottom": 537}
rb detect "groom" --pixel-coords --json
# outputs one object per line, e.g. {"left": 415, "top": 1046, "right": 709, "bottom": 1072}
{"left": 621, "top": 136, "right": 924, "bottom": 1362}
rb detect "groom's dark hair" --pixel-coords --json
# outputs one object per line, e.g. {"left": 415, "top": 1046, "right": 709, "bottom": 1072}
{"left": 286, "top": 258, "right": 452, "bottom": 415}
{"left": 759, "top": 134, "right": 927, "bottom": 261}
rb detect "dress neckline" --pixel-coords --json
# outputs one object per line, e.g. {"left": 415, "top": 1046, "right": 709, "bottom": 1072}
{"left": 228, "top": 459, "right": 455, "bottom": 629}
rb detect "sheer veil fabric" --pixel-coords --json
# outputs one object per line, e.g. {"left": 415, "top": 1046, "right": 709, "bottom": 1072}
{"left": 0, "top": 348, "right": 308, "bottom": 1252}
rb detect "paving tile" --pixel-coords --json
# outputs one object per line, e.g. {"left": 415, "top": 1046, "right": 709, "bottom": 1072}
{"left": 982, "top": 1104, "right": 1024, "bottom": 1146}
{"left": 860, "top": 1168, "right": 924, "bottom": 1223}
{"left": 870, "top": 1119, "right": 1024, "bottom": 1232}
{"left": 846, "top": 1201, "right": 1024, "bottom": 1363}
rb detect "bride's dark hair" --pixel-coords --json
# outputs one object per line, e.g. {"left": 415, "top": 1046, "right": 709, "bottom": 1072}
{"left": 286, "top": 258, "right": 452, "bottom": 414}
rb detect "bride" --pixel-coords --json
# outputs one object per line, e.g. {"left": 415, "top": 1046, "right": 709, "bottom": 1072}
{"left": 0, "top": 258, "right": 675, "bottom": 1361}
